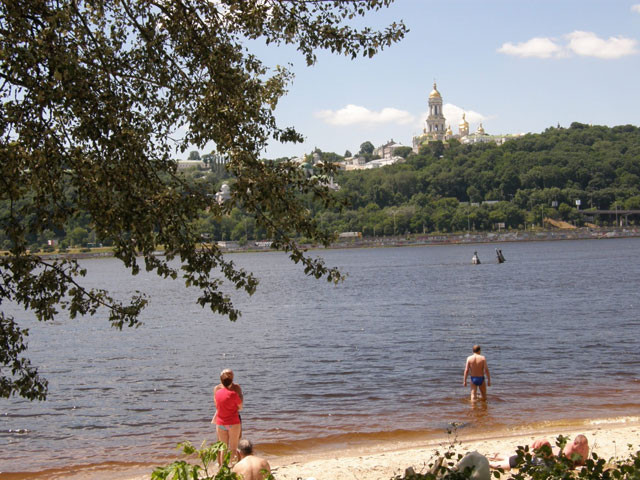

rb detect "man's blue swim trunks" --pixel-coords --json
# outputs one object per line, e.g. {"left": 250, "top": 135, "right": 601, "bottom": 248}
{"left": 471, "top": 376, "right": 484, "bottom": 386}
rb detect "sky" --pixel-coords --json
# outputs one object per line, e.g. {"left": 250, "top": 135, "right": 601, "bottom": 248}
{"left": 196, "top": 0, "right": 640, "bottom": 159}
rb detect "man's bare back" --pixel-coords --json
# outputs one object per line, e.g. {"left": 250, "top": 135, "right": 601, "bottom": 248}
{"left": 233, "top": 439, "right": 270, "bottom": 480}
{"left": 466, "top": 354, "right": 487, "bottom": 377}
{"left": 232, "top": 454, "right": 271, "bottom": 480}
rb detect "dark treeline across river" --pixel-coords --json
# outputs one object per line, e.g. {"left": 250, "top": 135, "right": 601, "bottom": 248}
{"left": 1, "top": 238, "right": 639, "bottom": 477}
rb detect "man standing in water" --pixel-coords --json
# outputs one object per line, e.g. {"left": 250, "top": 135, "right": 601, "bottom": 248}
{"left": 463, "top": 345, "right": 491, "bottom": 401}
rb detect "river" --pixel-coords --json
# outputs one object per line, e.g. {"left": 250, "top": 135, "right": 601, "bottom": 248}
{"left": 1, "top": 238, "right": 639, "bottom": 477}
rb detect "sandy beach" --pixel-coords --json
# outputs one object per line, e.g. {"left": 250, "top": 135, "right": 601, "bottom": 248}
{"left": 268, "top": 418, "right": 640, "bottom": 480}
{"left": 5, "top": 416, "right": 639, "bottom": 480}
{"left": 98, "top": 416, "right": 640, "bottom": 480}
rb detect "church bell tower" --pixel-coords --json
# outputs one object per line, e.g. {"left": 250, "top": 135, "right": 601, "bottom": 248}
{"left": 426, "top": 82, "right": 446, "bottom": 141}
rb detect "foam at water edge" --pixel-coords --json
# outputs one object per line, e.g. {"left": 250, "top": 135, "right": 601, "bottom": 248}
{"left": 589, "top": 416, "right": 640, "bottom": 425}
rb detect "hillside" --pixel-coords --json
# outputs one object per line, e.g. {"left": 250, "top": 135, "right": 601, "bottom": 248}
{"left": 1, "top": 123, "right": 639, "bottom": 250}
{"left": 322, "top": 122, "right": 640, "bottom": 236}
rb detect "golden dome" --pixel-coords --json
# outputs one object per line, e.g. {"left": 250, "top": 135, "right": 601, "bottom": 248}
{"left": 476, "top": 123, "right": 485, "bottom": 134}
{"left": 429, "top": 82, "right": 441, "bottom": 98}
{"left": 459, "top": 112, "right": 469, "bottom": 127}
{"left": 446, "top": 125, "right": 453, "bottom": 136}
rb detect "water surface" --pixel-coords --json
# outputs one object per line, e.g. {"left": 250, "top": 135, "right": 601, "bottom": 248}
{"left": 1, "top": 238, "right": 639, "bottom": 476}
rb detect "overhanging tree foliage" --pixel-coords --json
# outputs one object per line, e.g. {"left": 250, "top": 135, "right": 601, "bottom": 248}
{"left": 0, "top": 0, "right": 407, "bottom": 399}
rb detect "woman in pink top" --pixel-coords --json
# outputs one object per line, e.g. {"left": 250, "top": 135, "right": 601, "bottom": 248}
{"left": 213, "top": 369, "right": 243, "bottom": 463}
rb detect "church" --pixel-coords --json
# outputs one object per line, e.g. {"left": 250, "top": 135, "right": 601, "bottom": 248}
{"left": 411, "top": 82, "right": 512, "bottom": 153}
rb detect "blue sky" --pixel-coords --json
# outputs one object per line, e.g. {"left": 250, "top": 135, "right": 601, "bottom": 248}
{"left": 196, "top": 1, "right": 640, "bottom": 159}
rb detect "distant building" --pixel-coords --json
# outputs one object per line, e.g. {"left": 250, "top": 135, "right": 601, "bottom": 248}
{"left": 373, "top": 139, "right": 409, "bottom": 159}
{"left": 461, "top": 123, "right": 523, "bottom": 145}
{"left": 340, "top": 155, "right": 403, "bottom": 170}
{"left": 412, "top": 82, "right": 447, "bottom": 151}
{"left": 458, "top": 113, "right": 470, "bottom": 137}
{"left": 215, "top": 183, "right": 231, "bottom": 204}
{"left": 425, "top": 82, "right": 447, "bottom": 142}
{"left": 364, "top": 156, "right": 404, "bottom": 169}
{"left": 462, "top": 123, "right": 490, "bottom": 144}
{"left": 412, "top": 82, "right": 523, "bottom": 152}
{"left": 177, "top": 159, "right": 206, "bottom": 170}
{"left": 342, "top": 156, "right": 367, "bottom": 170}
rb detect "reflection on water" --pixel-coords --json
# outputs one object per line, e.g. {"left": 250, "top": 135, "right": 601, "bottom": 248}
{"left": 467, "top": 400, "right": 490, "bottom": 427}
{"left": 1, "top": 238, "right": 640, "bottom": 475}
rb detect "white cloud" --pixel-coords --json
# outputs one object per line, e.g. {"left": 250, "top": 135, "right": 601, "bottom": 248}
{"left": 315, "top": 104, "right": 415, "bottom": 126}
{"left": 497, "top": 37, "right": 564, "bottom": 58}
{"left": 565, "top": 31, "right": 638, "bottom": 59}
{"left": 498, "top": 31, "right": 638, "bottom": 59}
{"left": 632, "top": 4, "right": 640, "bottom": 13}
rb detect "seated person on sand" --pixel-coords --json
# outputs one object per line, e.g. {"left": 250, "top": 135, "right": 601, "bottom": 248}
{"left": 489, "top": 438, "right": 555, "bottom": 470}
{"left": 232, "top": 439, "right": 271, "bottom": 480}
{"left": 562, "top": 434, "right": 589, "bottom": 467}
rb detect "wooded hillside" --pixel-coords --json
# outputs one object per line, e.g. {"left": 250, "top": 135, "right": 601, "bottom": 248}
{"left": 2, "top": 122, "right": 638, "bottom": 251}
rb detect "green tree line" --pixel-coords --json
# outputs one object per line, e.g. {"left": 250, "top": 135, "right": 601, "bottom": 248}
{"left": 2, "top": 122, "right": 639, "bottom": 252}
{"left": 324, "top": 122, "right": 640, "bottom": 236}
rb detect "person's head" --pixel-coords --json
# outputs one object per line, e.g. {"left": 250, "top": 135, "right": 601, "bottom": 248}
{"left": 220, "top": 369, "right": 234, "bottom": 387}
{"left": 473, "top": 345, "right": 481, "bottom": 354}
{"left": 238, "top": 439, "right": 253, "bottom": 457}
{"left": 574, "top": 434, "right": 588, "bottom": 445}
{"left": 564, "top": 434, "right": 589, "bottom": 466}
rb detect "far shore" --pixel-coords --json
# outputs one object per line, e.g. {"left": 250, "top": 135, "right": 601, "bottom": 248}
{"left": 26, "top": 225, "right": 640, "bottom": 261}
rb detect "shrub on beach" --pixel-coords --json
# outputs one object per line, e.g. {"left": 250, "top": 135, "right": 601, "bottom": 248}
{"left": 151, "top": 441, "right": 273, "bottom": 480}
{"left": 394, "top": 436, "right": 640, "bottom": 480}
{"left": 151, "top": 436, "right": 640, "bottom": 480}
{"left": 394, "top": 449, "right": 497, "bottom": 480}
{"left": 508, "top": 440, "right": 640, "bottom": 480}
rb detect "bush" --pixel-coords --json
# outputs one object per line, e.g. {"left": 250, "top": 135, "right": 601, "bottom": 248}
{"left": 393, "top": 436, "right": 640, "bottom": 480}
{"left": 152, "top": 441, "right": 274, "bottom": 480}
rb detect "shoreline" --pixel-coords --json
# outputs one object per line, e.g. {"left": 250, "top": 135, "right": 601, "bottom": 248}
{"left": 322, "top": 226, "right": 640, "bottom": 251}
{"left": 6, "top": 415, "right": 639, "bottom": 480}
{"left": 269, "top": 417, "right": 640, "bottom": 480}
{"left": 29, "top": 226, "right": 640, "bottom": 261}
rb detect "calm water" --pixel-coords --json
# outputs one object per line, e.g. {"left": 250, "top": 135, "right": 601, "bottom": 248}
{"left": 1, "top": 238, "right": 640, "bottom": 476}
